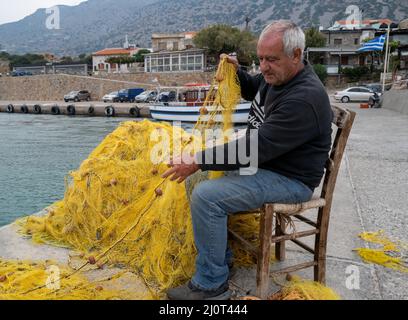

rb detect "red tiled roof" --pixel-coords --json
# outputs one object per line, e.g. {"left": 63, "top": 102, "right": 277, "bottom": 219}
{"left": 336, "top": 19, "right": 392, "bottom": 25}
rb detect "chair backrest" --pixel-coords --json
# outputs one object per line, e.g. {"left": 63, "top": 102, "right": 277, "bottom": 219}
{"left": 319, "top": 105, "right": 356, "bottom": 213}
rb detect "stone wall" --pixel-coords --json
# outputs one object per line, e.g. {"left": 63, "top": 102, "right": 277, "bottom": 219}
{"left": 0, "top": 72, "right": 214, "bottom": 101}
{"left": 382, "top": 88, "right": 408, "bottom": 115}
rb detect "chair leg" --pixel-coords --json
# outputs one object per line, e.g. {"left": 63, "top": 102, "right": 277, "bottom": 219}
{"left": 314, "top": 257, "right": 326, "bottom": 284}
{"left": 256, "top": 205, "right": 274, "bottom": 299}
{"left": 314, "top": 207, "right": 330, "bottom": 284}
{"left": 274, "top": 213, "right": 286, "bottom": 261}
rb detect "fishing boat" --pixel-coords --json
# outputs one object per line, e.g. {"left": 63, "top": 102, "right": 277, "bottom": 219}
{"left": 149, "top": 83, "right": 251, "bottom": 123}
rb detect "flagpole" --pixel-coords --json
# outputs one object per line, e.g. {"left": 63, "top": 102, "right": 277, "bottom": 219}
{"left": 382, "top": 24, "right": 390, "bottom": 92}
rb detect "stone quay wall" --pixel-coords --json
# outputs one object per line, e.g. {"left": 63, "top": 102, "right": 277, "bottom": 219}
{"left": 0, "top": 72, "right": 215, "bottom": 101}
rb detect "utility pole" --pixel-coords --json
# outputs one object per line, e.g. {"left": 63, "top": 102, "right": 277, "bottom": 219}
{"left": 382, "top": 23, "right": 391, "bottom": 92}
{"left": 245, "top": 16, "right": 251, "bottom": 31}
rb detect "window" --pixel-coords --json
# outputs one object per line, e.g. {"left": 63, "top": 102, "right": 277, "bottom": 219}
{"left": 158, "top": 42, "right": 167, "bottom": 51}
{"left": 354, "top": 38, "right": 359, "bottom": 45}
{"left": 146, "top": 52, "right": 204, "bottom": 72}
{"left": 341, "top": 56, "right": 349, "bottom": 65}
{"left": 334, "top": 39, "right": 342, "bottom": 45}
{"left": 348, "top": 88, "right": 360, "bottom": 92}
{"left": 173, "top": 42, "right": 179, "bottom": 51}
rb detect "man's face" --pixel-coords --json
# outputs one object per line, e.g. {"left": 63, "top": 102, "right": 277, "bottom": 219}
{"left": 257, "top": 33, "right": 299, "bottom": 86}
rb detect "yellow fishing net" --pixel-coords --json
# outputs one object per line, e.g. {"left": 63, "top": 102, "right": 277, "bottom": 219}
{"left": 269, "top": 275, "right": 341, "bottom": 300}
{"left": 0, "top": 258, "right": 152, "bottom": 300}
{"left": 1, "top": 57, "right": 340, "bottom": 300}
{"left": 355, "top": 230, "right": 408, "bottom": 273}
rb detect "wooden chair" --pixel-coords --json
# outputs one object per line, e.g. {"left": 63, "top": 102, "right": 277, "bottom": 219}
{"left": 228, "top": 105, "right": 356, "bottom": 299}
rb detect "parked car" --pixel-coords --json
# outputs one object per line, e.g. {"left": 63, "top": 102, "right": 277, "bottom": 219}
{"left": 363, "top": 83, "right": 382, "bottom": 94}
{"left": 118, "top": 88, "right": 145, "bottom": 102}
{"left": 363, "top": 82, "right": 392, "bottom": 93}
{"left": 11, "top": 70, "right": 33, "bottom": 77}
{"left": 334, "top": 87, "right": 376, "bottom": 103}
{"left": 102, "top": 91, "right": 120, "bottom": 103}
{"left": 135, "top": 90, "right": 157, "bottom": 102}
{"left": 158, "top": 91, "right": 177, "bottom": 102}
{"left": 64, "top": 90, "right": 91, "bottom": 102}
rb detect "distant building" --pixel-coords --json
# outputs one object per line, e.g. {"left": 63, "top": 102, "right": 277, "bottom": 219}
{"left": 145, "top": 32, "right": 206, "bottom": 73}
{"left": 144, "top": 48, "right": 205, "bottom": 73}
{"left": 328, "top": 19, "right": 393, "bottom": 31}
{"left": 0, "top": 59, "right": 9, "bottom": 74}
{"left": 151, "top": 32, "right": 196, "bottom": 52}
{"left": 92, "top": 36, "right": 142, "bottom": 73}
{"left": 375, "top": 20, "right": 408, "bottom": 71}
{"left": 307, "top": 19, "right": 395, "bottom": 75}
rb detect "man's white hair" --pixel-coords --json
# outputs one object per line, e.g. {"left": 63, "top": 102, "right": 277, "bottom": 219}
{"left": 260, "top": 20, "right": 305, "bottom": 58}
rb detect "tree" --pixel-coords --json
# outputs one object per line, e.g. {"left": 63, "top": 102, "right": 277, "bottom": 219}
{"left": 8, "top": 53, "right": 47, "bottom": 67}
{"left": 133, "top": 49, "right": 151, "bottom": 63}
{"left": 78, "top": 54, "right": 92, "bottom": 65}
{"left": 305, "top": 28, "right": 326, "bottom": 64}
{"left": 305, "top": 28, "right": 326, "bottom": 48}
{"left": 193, "top": 24, "right": 257, "bottom": 66}
{"left": 60, "top": 56, "right": 74, "bottom": 64}
{"left": 106, "top": 56, "right": 136, "bottom": 65}
{"left": 313, "top": 64, "right": 328, "bottom": 84}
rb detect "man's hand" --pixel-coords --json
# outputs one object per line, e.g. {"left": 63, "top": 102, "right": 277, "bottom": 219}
{"left": 220, "top": 53, "right": 239, "bottom": 71}
{"left": 162, "top": 153, "right": 200, "bottom": 183}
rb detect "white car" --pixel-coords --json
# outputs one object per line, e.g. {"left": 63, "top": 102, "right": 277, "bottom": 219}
{"left": 334, "top": 87, "right": 376, "bottom": 103}
{"left": 135, "top": 90, "right": 157, "bottom": 103}
{"left": 102, "top": 91, "right": 119, "bottom": 103}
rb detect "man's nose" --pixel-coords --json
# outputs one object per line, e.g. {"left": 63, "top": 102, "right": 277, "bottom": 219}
{"left": 260, "top": 60, "right": 269, "bottom": 73}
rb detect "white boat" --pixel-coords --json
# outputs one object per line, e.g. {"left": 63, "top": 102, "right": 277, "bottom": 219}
{"left": 149, "top": 83, "right": 250, "bottom": 123}
{"left": 149, "top": 102, "right": 251, "bottom": 123}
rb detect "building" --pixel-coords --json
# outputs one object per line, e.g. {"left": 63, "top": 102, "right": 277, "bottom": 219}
{"left": 145, "top": 32, "right": 206, "bottom": 73}
{"left": 151, "top": 32, "right": 196, "bottom": 52}
{"left": 144, "top": 48, "right": 205, "bottom": 73}
{"left": 92, "top": 36, "right": 141, "bottom": 73}
{"left": 307, "top": 19, "right": 393, "bottom": 75}
{"left": 0, "top": 59, "right": 9, "bottom": 75}
{"left": 375, "top": 19, "right": 408, "bottom": 71}
{"left": 328, "top": 19, "right": 393, "bottom": 31}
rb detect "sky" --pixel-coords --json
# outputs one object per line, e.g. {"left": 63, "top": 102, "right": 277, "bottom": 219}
{"left": 0, "top": 0, "right": 87, "bottom": 26}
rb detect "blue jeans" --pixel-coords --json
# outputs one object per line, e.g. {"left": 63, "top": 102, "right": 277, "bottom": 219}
{"left": 188, "top": 169, "right": 313, "bottom": 290}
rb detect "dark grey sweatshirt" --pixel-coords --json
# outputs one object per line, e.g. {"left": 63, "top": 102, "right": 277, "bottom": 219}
{"left": 196, "top": 61, "right": 333, "bottom": 190}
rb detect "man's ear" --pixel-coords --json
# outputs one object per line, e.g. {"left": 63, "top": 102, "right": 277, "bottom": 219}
{"left": 293, "top": 48, "right": 302, "bottom": 64}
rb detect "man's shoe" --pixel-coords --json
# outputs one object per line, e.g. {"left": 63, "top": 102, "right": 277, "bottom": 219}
{"left": 167, "top": 281, "right": 232, "bottom": 300}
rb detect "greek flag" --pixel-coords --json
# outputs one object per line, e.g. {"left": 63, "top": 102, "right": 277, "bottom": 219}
{"left": 357, "top": 35, "right": 386, "bottom": 52}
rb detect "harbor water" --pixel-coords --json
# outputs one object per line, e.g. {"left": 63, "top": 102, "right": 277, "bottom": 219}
{"left": 0, "top": 113, "right": 146, "bottom": 227}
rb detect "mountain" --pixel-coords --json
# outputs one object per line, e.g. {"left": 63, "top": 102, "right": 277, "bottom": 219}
{"left": 0, "top": 0, "right": 407, "bottom": 56}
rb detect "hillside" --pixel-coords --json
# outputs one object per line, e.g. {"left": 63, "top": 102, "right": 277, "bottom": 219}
{"left": 0, "top": 0, "right": 407, "bottom": 56}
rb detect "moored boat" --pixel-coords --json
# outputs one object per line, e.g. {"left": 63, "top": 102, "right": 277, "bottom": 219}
{"left": 149, "top": 84, "right": 250, "bottom": 123}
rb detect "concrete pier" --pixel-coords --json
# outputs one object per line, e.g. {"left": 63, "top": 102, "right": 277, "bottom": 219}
{"left": 0, "top": 101, "right": 152, "bottom": 118}
{"left": 1, "top": 100, "right": 407, "bottom": 299}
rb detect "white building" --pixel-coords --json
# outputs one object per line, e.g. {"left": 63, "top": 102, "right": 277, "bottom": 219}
{"left": 144, "top": 49, "right": 205, "bottom": 73}
{"left": 145, "top": 32, "right": 206, "bottom": 73}
{"left": 92, "top": 36, "right": 141, "bottom": 73}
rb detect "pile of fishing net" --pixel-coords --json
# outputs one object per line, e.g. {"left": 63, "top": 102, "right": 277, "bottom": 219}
{"left": 268, "top": 275, "right": 340, "bottom": 300}
{"left": 1, "top": 58, "right": 341, "bottom": 299}
{"left": 0, "top": 258, "right": 152, "bottom": 300}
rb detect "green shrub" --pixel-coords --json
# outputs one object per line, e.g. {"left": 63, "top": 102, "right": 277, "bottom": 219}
{"left": 312, "top": 64, "right": 328, "bottom": 84}
{"left": 341, "top": 66, "right": 370, "bottom": 82}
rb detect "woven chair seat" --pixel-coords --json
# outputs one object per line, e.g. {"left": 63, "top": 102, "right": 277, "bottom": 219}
{"left": 269, "top": 198, "right": 326, "bottom": 215}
